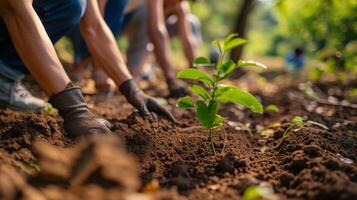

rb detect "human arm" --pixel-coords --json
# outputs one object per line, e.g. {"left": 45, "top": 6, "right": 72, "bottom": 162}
{"left": 79, "top": 0, "right": 132, "bottom": 86}
{"left": 147, "top": 0, "right": 190, "bottom": 98}
{"left": 0, "top": 0, "right": 70, "bottom": 95}
{"left": 80, "top": 0, "right": 174, "bottom": 120}
{"left": 147, "top": 0, "right": 175, "bottom": 79}
{"left": 176, "top": 1, "right": 198, "bottom": 66}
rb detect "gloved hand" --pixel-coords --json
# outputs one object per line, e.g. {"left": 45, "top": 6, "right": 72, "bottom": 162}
{"left": 166, "top": 77, "right": 190, "bottom": 99}
{"left": 119, "top": 79, "right": 175, "bottom": 122}
{"left": 49, "top": 85, "right": 111, "bottom": 137}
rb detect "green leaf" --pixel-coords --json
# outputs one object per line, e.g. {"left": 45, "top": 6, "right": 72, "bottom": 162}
{"left": 217, "top": 60, "right": 237, "bottom": 79}
{"left": 238, "top": 60, "right": 267, "bottom": 69}
{"left": 215, "top": 85, "right": 240, "bottom": 97}
{"left": 176, "top": 96, "right": 193, "bottom": 109}
{"left": 224, "top": 38, "right": 247, "bottom": 52}
{"left": 292, "top": 116, "right": 303, "bottom": 126}
{"left": 193, "top": 57, "right": 212, "bottom": 67}
{"left": 190, "top": 85, "right": 210, "bottom": 101}
{"left": 216, "top": 87, "right": 263, "bottom": 114}
{"left": 212, "top": 74, "right": 220, "bottom": 83}
{"left": 224, "top": 33, "right": 239, "bottom": 44}
{"left": 196, "top": 100, "right": 218, "bottom": 129}
{"left": 265, "top": 104, "right": 280, "bottom": 112}
{"left": 177, "top": 68, "right": 213, "bottom": 87}
{"left": 213, "top": 114, "right": 224, "bottom": 127}
{"left": 212, "top": 39, "right": 224, "bottom": 54}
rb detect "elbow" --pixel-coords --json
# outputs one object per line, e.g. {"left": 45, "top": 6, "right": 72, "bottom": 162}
{"left": 80, "top": 19, "right": 114, "bottom": 50}
{"left": 80, "top": 20, "right": 109, "bottom": 45}
{"left": 148, "top": 25, "right": 167, "bottom": 43}
{"left": 80, "top": 22, "right": 99, "bottom": 41}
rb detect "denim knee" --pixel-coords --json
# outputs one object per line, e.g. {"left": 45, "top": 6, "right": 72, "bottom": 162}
{"left": 63, "top": 0, "right": 87, "bottom": 27}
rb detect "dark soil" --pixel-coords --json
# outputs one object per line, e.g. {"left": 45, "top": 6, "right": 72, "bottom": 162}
{"left": 0, "top": 79, "right": 356, "bottom": 200}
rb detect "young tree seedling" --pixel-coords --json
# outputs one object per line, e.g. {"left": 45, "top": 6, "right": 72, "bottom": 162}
{"left": 283, "top": 116, "right": 304, "bottom": 137}
{"left": 283, "top": 116, "right": 329, "bottom": 137}
{"left": 176, "top": 33, "right": 266, "bottom": 155}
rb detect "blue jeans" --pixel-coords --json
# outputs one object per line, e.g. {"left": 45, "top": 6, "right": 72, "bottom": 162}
{"left": 69, "top": 0, "right": 128, "bottom": 63}
{"left": 0, "top": 0, "right": 86, "bottom": 78}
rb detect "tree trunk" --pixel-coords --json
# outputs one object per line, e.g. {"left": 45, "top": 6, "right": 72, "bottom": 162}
{"left": 230, "top": 0, "right": 256, "bottom": 61}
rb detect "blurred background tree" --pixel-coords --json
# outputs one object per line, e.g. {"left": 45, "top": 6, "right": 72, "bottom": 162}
{"left": 192, "top": 0, "right": 357, "bottom": 56}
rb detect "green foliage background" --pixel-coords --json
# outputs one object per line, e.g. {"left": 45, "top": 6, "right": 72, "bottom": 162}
{"left": 192, "top": 0, "right": 357, "bottom": 59}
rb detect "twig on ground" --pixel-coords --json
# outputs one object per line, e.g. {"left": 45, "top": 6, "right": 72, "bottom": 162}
{"left": 314, "top": 98, "right": 357, "bottom": 109}
{"left": 221, "top": 126, "right": 227, "bottom": 155}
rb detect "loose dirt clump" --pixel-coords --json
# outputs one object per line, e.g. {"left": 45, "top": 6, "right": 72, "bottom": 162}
{"left": 0, "top": 109, "right": 67, "bottom": 175}
{"left": 1, "top": 134, "right": 182, "bottom": 200}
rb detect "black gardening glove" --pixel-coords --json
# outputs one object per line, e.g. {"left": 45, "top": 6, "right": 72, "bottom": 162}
{"left": 49, "top": 86, "right": 111, "bottom": 137}
{"left": 119, "top": 79, "right": 175, "bottom": 122}
{"left": 166, "top": 77, "right": 190, "bottom": 99}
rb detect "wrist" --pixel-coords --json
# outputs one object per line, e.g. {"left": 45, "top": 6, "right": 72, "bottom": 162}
{"left": 166, "top": 75, "right": 176, "bottom": 84}
{"left": 119, "top": 79, "right": 142, "bottom": 97}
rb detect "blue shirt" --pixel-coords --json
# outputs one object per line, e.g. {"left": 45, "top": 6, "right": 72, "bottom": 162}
{"left": 285, "top": 52, "right": 305, "bottom": 70}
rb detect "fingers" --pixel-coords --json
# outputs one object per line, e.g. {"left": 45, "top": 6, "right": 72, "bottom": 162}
{"left": 100, "top": 119, "right": 113, "bottom": 129}
{"left": 137, "top": 103, "right": 152, "bottom": 119}
{"left": 147, "top": 98, "right": 176, "bottom": 122}
{"left": 90, "top": 126, "right": 111, "bottom": 135}
{"left": 87, "top": 119, "right": 112, "bottom": 135}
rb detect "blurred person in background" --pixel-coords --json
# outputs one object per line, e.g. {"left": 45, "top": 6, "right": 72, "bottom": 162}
{"left": 0, "top": 0, "right": 174, "bottom": 137}
{"left": 70, "top": 0, "right": 202, "bottom": 98}
{"left": 285, "top": 47, "right": 305, "bottom": 76}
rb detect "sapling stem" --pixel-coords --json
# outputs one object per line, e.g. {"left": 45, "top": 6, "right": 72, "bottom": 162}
{"left": 207, "top": 51, "right": 224, "bottom": 156}
{"left": 283, "top": 124, "right": 294, "bottom": 137}
{"left": 208, "top": 81, "right": 220, "bottom": 156}
{"left": 209, "top": 129, "right": 217, "bottom": 155}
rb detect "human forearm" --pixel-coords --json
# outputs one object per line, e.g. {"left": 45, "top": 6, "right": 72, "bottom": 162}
{"left": 149, "top": 28, "right": 176, "bottom": 79}
{"left": 80, "top": 0, "right": 132, "bottom": 86}
{"left": 147, "top": 0, "right": 175, "bottom": 80}
{"left": 181, "top": 33, "right": 198, "bottom": 66}
{"left": 177, "top": 2, "right": 198, "bottom": 66}
{"left": 80, "top": 22, "right": 132, "bottom": 86}
{"left": 0, "top": 0, "right": 70, "bottom": 95}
